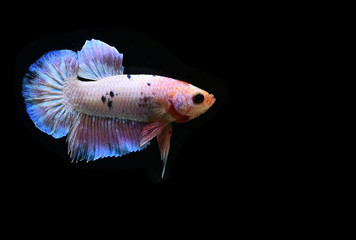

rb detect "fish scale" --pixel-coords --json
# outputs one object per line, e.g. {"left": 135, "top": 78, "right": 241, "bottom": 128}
{"left": 66, "top": 74, "right": 176, "bottom": 121}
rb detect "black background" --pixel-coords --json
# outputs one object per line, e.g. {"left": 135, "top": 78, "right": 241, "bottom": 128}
{"left": 6, "top": 5, "right": 327, "bottom": 236}
{"left": 13, "top": 25, "right": 234, "bottom": 188}
{"left": 10, "top": 9, "right": 286, "bottom": 197}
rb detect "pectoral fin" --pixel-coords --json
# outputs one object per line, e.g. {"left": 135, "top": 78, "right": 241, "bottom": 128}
{"left": 157, "top": 123, "right": 172, "bottom": 179}
{"left": 139, "top": 121, "right": 166, "bottom": 147}
{"left": 139, "top": 121, "right": 172, "bottom": 178}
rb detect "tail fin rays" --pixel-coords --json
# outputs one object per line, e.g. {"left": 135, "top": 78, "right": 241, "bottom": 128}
{"left": 22, "top": 50, "right": 78, "bottom": 138}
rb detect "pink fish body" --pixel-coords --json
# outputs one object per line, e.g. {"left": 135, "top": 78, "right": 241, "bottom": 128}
{"left": 22, "top": 39, "right": 215, "bottom": 178}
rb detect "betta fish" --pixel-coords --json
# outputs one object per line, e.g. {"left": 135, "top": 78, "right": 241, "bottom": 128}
{"left": 22, "top": 39, "right": 215, "bottom": 178}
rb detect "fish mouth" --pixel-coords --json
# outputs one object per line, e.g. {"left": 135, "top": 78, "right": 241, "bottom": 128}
{"left": 208, "top": 94, "right": 216, "bottom": 106}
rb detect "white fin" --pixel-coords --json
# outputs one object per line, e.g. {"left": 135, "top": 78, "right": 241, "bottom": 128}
{"left": 77, "top": 39, "right": 124, "bottom": 80}
{"left": 157, "top": 123, "right": 172, "bottom": 179}
{"left": 139, "top": 121, "right": 172, "bottom": 179}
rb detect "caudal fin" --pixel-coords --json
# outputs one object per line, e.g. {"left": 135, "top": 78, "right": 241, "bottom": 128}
{"left": 22, "top": 50, "right": 78, "bottom": 138}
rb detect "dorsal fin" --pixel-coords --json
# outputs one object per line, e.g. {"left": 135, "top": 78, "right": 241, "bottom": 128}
{"left": 77, "top": 39, "right": 124, "bottom": 80}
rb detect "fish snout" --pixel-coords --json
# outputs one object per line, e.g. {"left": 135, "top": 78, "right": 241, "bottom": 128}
{"left": 207, "top": 94, "right": 216, "bottom": 106}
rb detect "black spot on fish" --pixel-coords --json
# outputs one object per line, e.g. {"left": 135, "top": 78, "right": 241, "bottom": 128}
{"left": 110, "top": 91, "right": 114, "bottom": 98}
{"left": 101, "top": 96, "right": 106, "bottom": 103}
{"left": 147, "top": 83, "right": 151, "bottom": 86}
{"left": 139, "top": 96, "right": 153, "bottom": 108}
{"left": 127, "top": 74, "right": 131, "bottom": 79}
{"left": 107, "top": 100, "right": 113, "bottom": 109}
{"left": 106, "top": 92, "right": 109, "bottom": 95}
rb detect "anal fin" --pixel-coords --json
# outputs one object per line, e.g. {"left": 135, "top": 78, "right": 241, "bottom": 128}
{"left": 67, "top": 114, "right": 148, "bottom": 161}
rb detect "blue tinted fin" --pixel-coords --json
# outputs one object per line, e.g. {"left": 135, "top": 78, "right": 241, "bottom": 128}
{"left": 77, "top": 39, "right": 124, "bottom": 80}
{"left": 67, "top": 114, "right": 149, "bottom": 161}
{"left": 22, "top": 50, "right": 77, "bottom": 138}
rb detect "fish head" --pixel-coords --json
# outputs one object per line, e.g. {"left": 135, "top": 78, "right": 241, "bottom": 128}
{"left": 169, "top": 83, "right": 216, "bottom": 122}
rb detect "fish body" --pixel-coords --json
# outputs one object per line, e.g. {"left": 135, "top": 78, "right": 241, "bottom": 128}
{"left": 67, "top": 75, "right": 192, "bottom": 122}
{"left": 22, "top": 39, "right": 215, "bottom": 178}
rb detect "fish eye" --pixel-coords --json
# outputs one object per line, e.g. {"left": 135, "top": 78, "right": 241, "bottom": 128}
{"left": 193, "top": 93, "right": 204, "bottom": 104}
